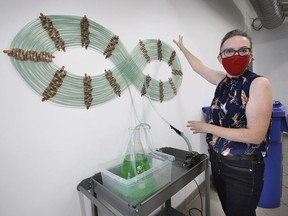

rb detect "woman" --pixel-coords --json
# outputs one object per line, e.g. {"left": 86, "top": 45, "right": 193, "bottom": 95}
{"left": 173, "top": 30, "right": 273, "bottom": 216}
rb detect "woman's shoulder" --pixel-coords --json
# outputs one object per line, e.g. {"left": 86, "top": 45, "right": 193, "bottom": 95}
{"left": 250, "top": 76, "right": 272, "bottom": 99}
{"left": 252, "top": 76, "right": 271, "bottom": 87}
{"left": 245, "top": 71, "right": 270, "bottom": 86}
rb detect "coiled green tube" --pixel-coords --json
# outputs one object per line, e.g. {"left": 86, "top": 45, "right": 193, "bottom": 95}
{"left": 7, "top": 14, "right": 183, "bottom": 108}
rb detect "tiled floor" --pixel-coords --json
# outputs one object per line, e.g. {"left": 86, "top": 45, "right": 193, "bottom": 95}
{"left": 178, "top": 133, "right": 288, "bottom": 216}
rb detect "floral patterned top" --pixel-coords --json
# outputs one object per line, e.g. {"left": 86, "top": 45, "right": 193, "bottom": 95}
{"left": 206, "top": 70, "right": 268, "bottom": 157}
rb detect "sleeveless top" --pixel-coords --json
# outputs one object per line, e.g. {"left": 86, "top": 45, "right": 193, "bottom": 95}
{"left": 206, "top": 70, "right": 268, "bottom": 157}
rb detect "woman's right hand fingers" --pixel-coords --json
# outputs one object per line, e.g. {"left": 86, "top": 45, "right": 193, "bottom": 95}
{"left": 173, "top": 35, "right": 184, "bottom": 49}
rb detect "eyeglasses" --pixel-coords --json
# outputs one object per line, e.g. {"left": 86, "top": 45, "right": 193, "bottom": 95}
{"left": 220, "top": 47, "right": 251, "bottom": 57}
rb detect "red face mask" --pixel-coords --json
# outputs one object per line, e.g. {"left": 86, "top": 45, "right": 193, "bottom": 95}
{"left": 221, "top": 55, "right": 251, "bottom": 76}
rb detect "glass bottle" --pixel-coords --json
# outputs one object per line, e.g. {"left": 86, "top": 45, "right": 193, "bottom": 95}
{"left": 120, "top": 124, "right": 151, "bottom": 179}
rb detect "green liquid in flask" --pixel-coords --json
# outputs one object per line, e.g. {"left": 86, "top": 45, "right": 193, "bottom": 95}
{"left": 120, "top": 153, "right": 151, "bottom": 179}
{"left": 119, "top": 153, "right": 156, "bottom": 203}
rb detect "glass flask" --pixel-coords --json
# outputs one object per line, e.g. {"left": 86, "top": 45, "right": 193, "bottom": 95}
{"left": 120, "top": 124, "right": 151, "bottom": 179}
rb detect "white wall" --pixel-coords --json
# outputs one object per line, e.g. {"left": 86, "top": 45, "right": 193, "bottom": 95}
{"left": 0, "top": 0, "right": 245, "bottom": 216}
{"left": 252, "top": 24, "right": 288, "bottom": 105}
{"left": 233, "top": 0, "right": 288, "bottom": 105}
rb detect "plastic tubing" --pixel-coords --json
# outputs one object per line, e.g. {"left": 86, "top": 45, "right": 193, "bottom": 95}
{"left": 8, "top": 15, "right": 183, "bottom": 108}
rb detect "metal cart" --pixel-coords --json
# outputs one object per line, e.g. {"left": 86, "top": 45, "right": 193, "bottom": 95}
{"left": 77, "top": 147, "right": 210, "bottom": 216}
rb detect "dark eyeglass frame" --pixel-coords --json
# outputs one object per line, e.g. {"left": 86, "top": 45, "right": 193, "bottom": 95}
{"left": 220, "top": 47, "right": 252, "bottom": 57}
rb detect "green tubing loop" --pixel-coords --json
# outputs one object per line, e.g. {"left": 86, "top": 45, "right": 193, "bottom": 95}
{"left": 7, "top": 14, "right": 183, "bottom": 108}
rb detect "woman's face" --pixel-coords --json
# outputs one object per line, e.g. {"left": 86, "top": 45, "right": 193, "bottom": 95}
{"left": 219, "top": 36, "right": 251, "bottom": 61}
{"left": 217, "top": 36, "right": 253, "bottom": 77}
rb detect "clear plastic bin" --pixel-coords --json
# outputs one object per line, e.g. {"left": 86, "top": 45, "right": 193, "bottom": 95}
{"left": 101, "top": 151, "right": 174, "bottom": 205}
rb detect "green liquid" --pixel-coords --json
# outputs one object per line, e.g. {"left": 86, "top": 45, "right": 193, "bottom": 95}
{"left": 120, "top": 153, "right": 151, "bottom": 179}
{"left": 118, "top": 153, "right": 156, "bottom": 204}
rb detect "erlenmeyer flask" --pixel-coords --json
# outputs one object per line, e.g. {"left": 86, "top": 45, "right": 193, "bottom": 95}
{"left": 120, "top": 124, "right": 151, "bottom": 179}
